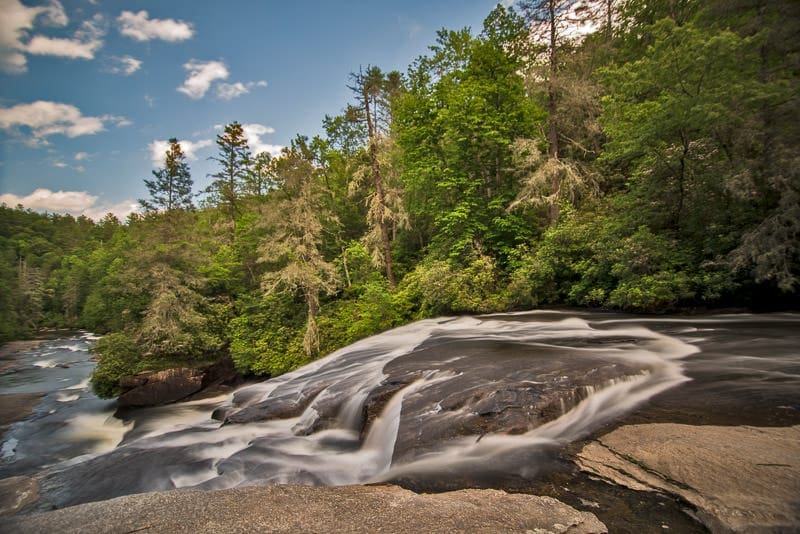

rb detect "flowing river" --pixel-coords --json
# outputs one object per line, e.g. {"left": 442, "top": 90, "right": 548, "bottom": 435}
{"left": 1, "top": 312, "right": 798, "bottom": 529}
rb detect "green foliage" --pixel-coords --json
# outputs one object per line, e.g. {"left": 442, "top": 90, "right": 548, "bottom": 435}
{"left": 228, "top": 293, "right": 307, "bottom": 376}
{"left": 90, "top": 333, "right": 141, "bottom": 398}
{"left": 399, "top": 251, "right": 509, "bottom": 316}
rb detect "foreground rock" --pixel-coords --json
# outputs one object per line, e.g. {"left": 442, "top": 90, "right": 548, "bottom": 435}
{"left": 2, "top": 484, "right": 607, "bottom": 533}
{"left": 577, "top": 423, "right": 800, "bottom": 533}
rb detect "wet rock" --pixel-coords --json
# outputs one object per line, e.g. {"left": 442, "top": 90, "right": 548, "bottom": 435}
{"left": 0, "top": 476, "right": 39, "bottom": 516}
{"left": 1, "top": 484, "right": 607, "bottom": 533}
{"left": 0, "top": 393, "right": 45, "bottom": 430}
{"left": 118, "top": 359, "right": 243, "bottom": 408}
{"left": 117, "top": 368, "right": 204, "bottom": 407}
{"left": 576, "top": 423, "right": 800, "bottom": 533}
{"left": 222, "top": 383, "right": 326, "bottom": 424}
{"left": 360, "top": 379, "right": 416, "bottom": 439}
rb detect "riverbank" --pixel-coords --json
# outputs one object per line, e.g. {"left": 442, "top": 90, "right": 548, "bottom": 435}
{"left": 1, "top": 484, "right": 607, "bottom": 533}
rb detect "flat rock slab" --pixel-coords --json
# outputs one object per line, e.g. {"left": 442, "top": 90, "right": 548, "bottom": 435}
{"left": 0, "top": 393, "right": 45, "bottom": 428}
{"left": 576, "top": 423, "right": 800, "bottom": 533}
{"left": 2, "top": 484, "right": 607, "bottom": 533}
{"left": 0, "top": 476, "right": 39, "bottom": 516}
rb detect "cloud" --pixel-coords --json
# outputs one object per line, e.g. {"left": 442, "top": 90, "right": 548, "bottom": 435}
{"left": 216, "top": 80, "right": 268, "bottom": 101}
{"left": 117, "top": 10, "right": 193, "bottom": 42}
{"left": 149, "top": 138, "right": 212, "bottom": 165}
{"left": 0, "top": 0, "right": 69, "bottom": 73}
{"left": 107, "top": 54, "right": 141, "bottom": 75}
{"left": 0, "top": 188, "right": 139, "bottom": 220}
{"left": 24, "top": 13, "right": 105, "bottom": 60}
{"left": 74, "top": 151, "right": 89, "bottom": 160}
{"left": 241, "top": 123, "right": 284, "bottom": 157}
{"left": 177, "top": 59, "right": 229, "bottom": 99}
{"left": 0, "top": 100, "right": 129, "bottom": 145}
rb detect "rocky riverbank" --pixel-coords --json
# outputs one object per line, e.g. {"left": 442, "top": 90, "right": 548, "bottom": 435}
{"left": 1, "top": 484, "right": 607, "bottom": 533}
{"left": 576, "top": 423, "right": 800, "bottom": 532}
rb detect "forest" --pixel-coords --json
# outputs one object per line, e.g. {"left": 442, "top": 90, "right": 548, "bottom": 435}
{"left": 1, "top": 0, "right": 797, "bottom": 398}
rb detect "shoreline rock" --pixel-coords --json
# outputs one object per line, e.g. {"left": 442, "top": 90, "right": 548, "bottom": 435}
{"left": 576, "top": 423, "right": 800, "bottom": 533}
{"left": 0, "top": 484, "right": 607, "bottom": 533}
{"left": 116, "top": 358, "right": 243, "bottom": 408}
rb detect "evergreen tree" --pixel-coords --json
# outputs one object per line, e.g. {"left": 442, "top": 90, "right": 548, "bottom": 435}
{"left": 259, "top": 140, "right": 339, "bottom": 357}
{"left": 207, "top": 121, "right": 252, "bottom": 233}
{"left": 140, "top": 138, "right": 194, "bottom": 212}
{"left": 519, "top": 0, "right": 606, "bottom": 223}
{"left": 347, "top": 66, "right": 405, "bottom": 287}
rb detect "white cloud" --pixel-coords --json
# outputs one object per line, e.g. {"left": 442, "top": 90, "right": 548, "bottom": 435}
{"left": 144, "top": 94, "right": 155, "bottom": 108}
{"left": 24, "top": 13, "right": 105, "bottom": 60}
{"left": 0, "top": 188, "right": 139, "bottom": 220}
{"left": 82, "top": 199, "right": 139, "bottom": 221}
{"left": 0, "top": 0, "right": 69, "bottom": 73}
{"left": 216, "top": 80, "right": 268, "bottom": 101}
{"left": 0, "top": 100, "right": 129, "bottom": 145}
{"left": 216, "top": 82, "right": 248, "bottom": 101}
{"left": 40, "top": 0, "right": 68, "bottom": 26}
{"left": 241, "top": 123, "right": 284, "bottom": 157}
{"left": 74, "top": 151, "right": 89, "bottom": 160}
{"left": 149, "top": 138, "right": 212, "bottom": 165}
{"left": 117, "top": 10, "right": 193, "bottom": 42}
{"left": 107, "top": 54, "right": 141, "bottom": 75}
{"left": 51, "top": 160, "right": 68, "bottom": 168}
{"left": 177, "top": 59, "right": 229, "bottom": 99}
{"left": 0, "top": 188, "right": 95, "bottom": 211}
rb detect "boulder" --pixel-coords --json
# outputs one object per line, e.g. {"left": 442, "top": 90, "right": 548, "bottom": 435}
{"left": 576, "top": 423, "right": 800, "bottom": 533}
{"left": 117, "top": 359, "right": 243, "bottom": 408}
{"left": 117, "top": 368, "right": 204, "bottom": 407}
{"left": 1, "top": 484, "right": 607, "bottom": 533}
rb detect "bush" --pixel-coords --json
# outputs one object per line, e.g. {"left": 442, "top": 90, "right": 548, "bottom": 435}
{"left": 228, "top": 293, "right": 307, "bottom": 376}
{"left": 399, "top": 251, "right": 509, "bottom": 316}
{"left": 90, "top": 333, "right": 140, "bottom": 398}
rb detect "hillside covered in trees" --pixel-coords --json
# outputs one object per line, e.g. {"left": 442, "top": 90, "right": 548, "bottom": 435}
{"left": 1, "top": 0, "right": 797, "bottom": 397}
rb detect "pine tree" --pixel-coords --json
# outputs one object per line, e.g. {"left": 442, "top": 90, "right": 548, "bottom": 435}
{"left": 519, "top": 0, "right": 604, "bottom": 223}
{"left": 207, "top": 121, "right": 252, "bottom": 233}
{"left": 140, "top": 138, "right": 194, "bottom": 212}
{"left": 347, "top": 66, "right": 405, "bottom": 287}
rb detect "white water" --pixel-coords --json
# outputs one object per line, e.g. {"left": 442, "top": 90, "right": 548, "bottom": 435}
{"left": 35, "top": 314, "right": 701, "bottom": 500}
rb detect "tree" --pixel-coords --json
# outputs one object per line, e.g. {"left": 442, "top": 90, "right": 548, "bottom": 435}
{"left": 207, "top": 121, "right": 252, "bottom": 234}
{"left": 259, "top": 141, "right": 339, "bottom": 357}
{"left": 520, "top": 0, "right": 604, "bottom": 223}
{"left": 140, "top": 138, "right": 194, "bottom": 212}
{"left": 347, "top": 66, "right": 405, "bottom": 287}
{"left": 395, "top": 7, "right": 540, "bottom": 261}
{"left": 599, "top": 18, "right": 762, "bottom": 236}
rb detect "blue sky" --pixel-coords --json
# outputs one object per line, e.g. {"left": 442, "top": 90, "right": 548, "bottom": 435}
{"left": 0, "top": 0, "right": 501, "bottom": 219}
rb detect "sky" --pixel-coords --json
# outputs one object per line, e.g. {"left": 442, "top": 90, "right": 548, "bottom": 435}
{"left": 0, "top": 0, "right": 502, "bottom": 220}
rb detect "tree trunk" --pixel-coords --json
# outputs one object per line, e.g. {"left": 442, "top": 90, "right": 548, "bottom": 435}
{"left": 364, "top": 88, "right": 396, "bottom": 288}
{"left": 547, "top": 0, "right": 561, "bottom": 225}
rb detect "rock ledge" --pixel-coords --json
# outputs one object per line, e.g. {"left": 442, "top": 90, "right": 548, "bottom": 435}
{"left": 577, "top": 423, "right": 800, "bottom": 533}
{"left": 1, "top": 484, "right": 607, "bottom": 533}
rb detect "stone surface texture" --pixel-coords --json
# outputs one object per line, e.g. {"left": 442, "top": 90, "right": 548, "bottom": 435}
{"left": 576, "top": 423, "right": 800, "bottom": 533}
{"left": 1, "top": 484, "right": 607, "bottom": 534}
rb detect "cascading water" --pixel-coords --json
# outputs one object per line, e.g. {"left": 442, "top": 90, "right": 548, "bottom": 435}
{"left": 10, "top": 312, "right": 716, "bottom": 511}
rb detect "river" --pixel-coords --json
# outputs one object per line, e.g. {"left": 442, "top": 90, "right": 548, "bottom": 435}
{"left": 1, "top": 312, "right": 798, "bottom": 531}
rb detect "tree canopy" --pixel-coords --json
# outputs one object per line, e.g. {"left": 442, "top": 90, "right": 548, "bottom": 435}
{"left": 1, "top": 0, "right": 796, "bottom": 398}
